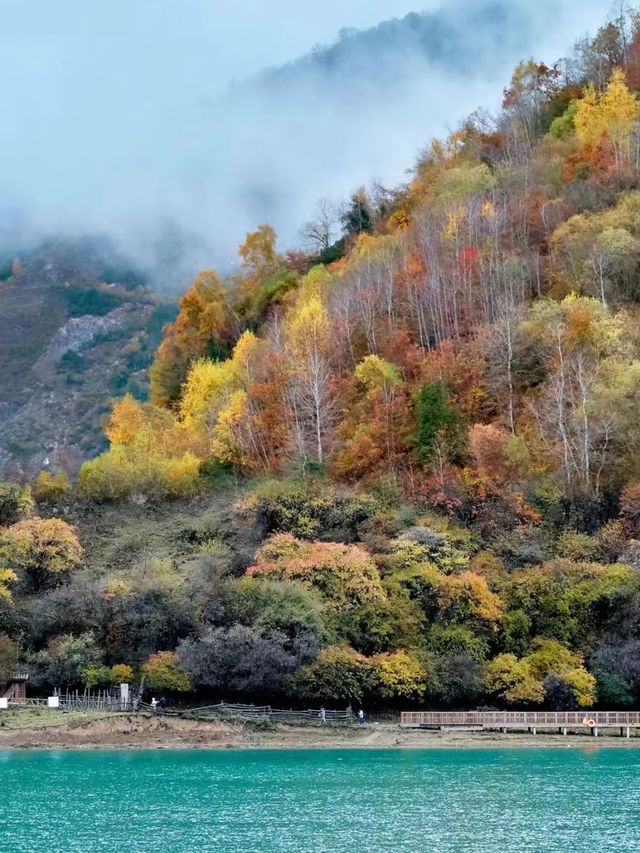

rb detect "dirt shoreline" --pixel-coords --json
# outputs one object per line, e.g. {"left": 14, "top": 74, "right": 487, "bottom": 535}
{"left": 3, "top": 712, "right": 640, "bottom": 750}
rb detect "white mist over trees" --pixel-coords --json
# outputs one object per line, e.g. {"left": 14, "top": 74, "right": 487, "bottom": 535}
{"left": 0, "top": 0, "right": 611, "bottom": 284}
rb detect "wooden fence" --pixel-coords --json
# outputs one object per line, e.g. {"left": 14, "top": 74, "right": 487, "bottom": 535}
{"left": 401, "top": 711, "right": 640, "bottom": 729}
{"left": 54, "top": 690, "right": 132, "bottom": 711}
{"left": 7, "top": 697, "right": 48, "bottom": 709}
{"left": 144, "top": 701, "right": 354, "bottom": 724}
{"left": 4, "top": 695, "right": 350, "bottom": 721}
{"left": 7, "top": 691, "right": 132, "bottom": 712}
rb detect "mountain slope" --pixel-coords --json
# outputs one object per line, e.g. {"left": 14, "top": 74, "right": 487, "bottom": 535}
{"left": 0, "top": 241, "right": 175, "bottom": 477}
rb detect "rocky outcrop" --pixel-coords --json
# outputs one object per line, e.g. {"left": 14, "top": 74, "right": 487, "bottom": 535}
{"left": 33, "top": 303, "right": 154, "bottom": 382}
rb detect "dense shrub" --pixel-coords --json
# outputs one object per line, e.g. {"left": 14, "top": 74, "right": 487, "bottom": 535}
{"left": 290, "top": 645, "right": 377, "bottom": 705}
{"left": 65, "top": 285, "right": 122, "bottom": 317}
{"left": 32, "top": 471, "right": 71, "bottom": 504}
{"left": 241, "top": 480, "right": 380, "bottom": 541}
{"left": 246, "top": 533, "right": 385, "bottom": 611}
{"left": 79, "top": 445, "right": 201, "bottom": 502}
{"left": 0, "top": 481, "right": 33, "bottom": 526}
{"left": 483, "top": 639, "right": 596, "bottom": 708}
{"left": 179, "top": 626, "right": 311, "bottom": 697}
{"left": 33, "top": 633, "right": 103, "bottom": 690}
{"left": 0, "top": 633, "right": 17, "bottom": 684}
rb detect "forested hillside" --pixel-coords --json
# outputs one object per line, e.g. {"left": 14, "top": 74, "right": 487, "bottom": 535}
{"left": 5, "top": 11, "right": 640, "bottom": 710}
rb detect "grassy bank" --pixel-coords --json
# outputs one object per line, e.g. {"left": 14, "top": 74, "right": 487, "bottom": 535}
{"left": 3, "top": 710, "right": 640, "bottom": 750}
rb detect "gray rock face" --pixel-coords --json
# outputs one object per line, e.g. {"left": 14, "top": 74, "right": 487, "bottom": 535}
{"left": 33, "top": 304, "right": 153, "bottom": 382}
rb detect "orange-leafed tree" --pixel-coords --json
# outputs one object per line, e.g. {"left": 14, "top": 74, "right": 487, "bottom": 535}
{"left": 246, "top": 533, "right": 385, "bottom": 611}
{"left": 150, "top": 270, "right": 235, "bottom": 407}
{"left": 236, "top": 224, "right": 281, "bottom": 307}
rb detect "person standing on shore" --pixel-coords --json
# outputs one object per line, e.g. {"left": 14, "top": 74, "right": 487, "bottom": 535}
{"left": 319, "top": 706, "right": 326, "bottom": 722}
{"left": 358, "top": 709, "right": 365, "bottom": 726}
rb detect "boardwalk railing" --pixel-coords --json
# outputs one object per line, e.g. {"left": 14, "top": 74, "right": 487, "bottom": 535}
{"left": 401, "top": 711, "right": 640, "bottom": 728}
{"left": 144, "top": 701, "right": 354, "bottom": 724}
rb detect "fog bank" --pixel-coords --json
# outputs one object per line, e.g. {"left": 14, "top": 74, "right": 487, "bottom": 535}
{"left": 0, "top": 0, "right": 612, "bottom": 284}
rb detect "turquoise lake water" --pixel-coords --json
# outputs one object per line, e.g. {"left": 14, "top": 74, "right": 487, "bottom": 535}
{"left": 1, "top": 748, "right": 639, "bottom": 852}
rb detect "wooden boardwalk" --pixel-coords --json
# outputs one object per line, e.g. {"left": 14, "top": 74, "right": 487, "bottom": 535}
{"left": 401, "top": 711, "right": 640, "bottom": 736}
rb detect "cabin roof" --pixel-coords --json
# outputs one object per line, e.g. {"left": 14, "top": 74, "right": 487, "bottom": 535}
{"left": 11, "top": 671, "right": 29, "bottom": 682}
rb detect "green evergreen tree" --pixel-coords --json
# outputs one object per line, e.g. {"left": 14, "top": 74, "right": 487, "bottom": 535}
{"left": 413, "top": 381, "right": 462, "bottom": 463}
{"left": 341, "top": 189, "right": 373, "bottom": 237}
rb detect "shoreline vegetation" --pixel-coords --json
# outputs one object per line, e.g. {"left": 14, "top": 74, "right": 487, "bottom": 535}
{"left": 3, "top": 710, "right": 640, "bottom": 751}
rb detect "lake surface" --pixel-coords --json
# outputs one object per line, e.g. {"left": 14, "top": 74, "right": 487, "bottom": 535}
{"left": 1, "top": 748, "right": 639, "bottom": 851}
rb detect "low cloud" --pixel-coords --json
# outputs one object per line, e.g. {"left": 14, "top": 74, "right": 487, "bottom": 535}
{"left": 0, "top": 0, "right": 612, "bottom": 285}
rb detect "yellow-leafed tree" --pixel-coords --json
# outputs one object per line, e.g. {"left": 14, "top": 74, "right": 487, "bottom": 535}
{"left": 574, "top": 68, "right": 639, "bottom": 163}
{"left": 285, "top": 288, "right": 334, "bottom": 465}
{"left": 106, "top": 394, "right": 146, "bottom": 446}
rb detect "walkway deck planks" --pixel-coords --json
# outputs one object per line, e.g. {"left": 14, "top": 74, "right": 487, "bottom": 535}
{"left": 401, "top": 711, "right": 640, "bottom": 736}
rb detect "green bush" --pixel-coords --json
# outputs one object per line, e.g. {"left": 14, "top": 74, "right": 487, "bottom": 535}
{"left": 34, "top": 633, "right": 103, "bottom": 689}
{"left": 242, "top": 479, "right": 380, "bottom": 541}
{"left": 32, "top": 471, "right": 71, "bottom": 504}
{"left": 427, "top": 625, "right": 490, "bottom": 662}
{"left": 0, "top": 481, "right": 33, "bottom": 526}
{"left": 290, "top": 645, "right": 377, "bottom": 705}
{"left": 57, "top": 350, "right": 86, "bottom": 375}
{"left": 65, "top": 286, "right": 122, "bottom": 317}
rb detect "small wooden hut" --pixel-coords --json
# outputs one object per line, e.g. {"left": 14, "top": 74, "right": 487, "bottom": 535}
{"left": 2, "top": 669, "right": 29, "bottom": 703}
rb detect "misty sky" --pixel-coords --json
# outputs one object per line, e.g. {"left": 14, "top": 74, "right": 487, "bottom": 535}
{"left": 0, "top": 0, "right": 615, "bottom": 281}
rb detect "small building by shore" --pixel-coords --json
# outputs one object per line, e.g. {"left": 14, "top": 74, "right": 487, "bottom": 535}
{"left": 2, "top": 670, "right": 29, "bottom": 703}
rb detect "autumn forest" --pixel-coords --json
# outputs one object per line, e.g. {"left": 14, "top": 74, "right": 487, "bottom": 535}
{"left": 5, "top": 11, "right": 640, "bottom": 710}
